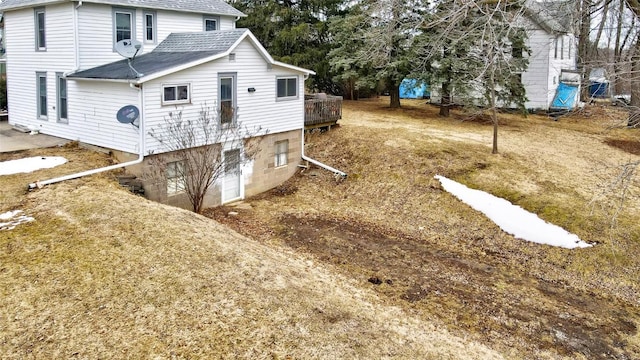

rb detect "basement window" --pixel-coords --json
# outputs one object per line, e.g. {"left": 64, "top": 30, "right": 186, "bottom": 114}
{"left": 275, "top": 140, "right": 288, "bottom": 167}
{"left": 166, "top": 161, "right": 185, "bottom": 195}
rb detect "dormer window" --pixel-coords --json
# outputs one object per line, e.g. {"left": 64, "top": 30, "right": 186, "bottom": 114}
{"left": 34, "top": 8, "right": 46, "bottom": 51}
{"left": 203, "top": 16, "right": 220, "bottom": 31}
{"left": 113, "top": 8, "right": 136, "bottom": 46}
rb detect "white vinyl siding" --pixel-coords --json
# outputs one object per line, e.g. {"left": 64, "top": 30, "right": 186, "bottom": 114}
{"left": 143, "top": 39, "right": 305, "bottom": 155}
{"left": 34, "top": 8, "right": 46, "bottom": 51}
{"left": 36, "top": 72, "right": 47, "bottom": 119}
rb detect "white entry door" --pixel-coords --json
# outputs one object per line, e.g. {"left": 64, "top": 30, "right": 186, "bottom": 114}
{"left": 222, "top": 149, "right": 241, "bottom": 203}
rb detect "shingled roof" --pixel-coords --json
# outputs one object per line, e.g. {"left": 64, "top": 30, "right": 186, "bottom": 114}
{"left": 68, "top": 29, "right": 248, "bottom": 80}
{"left": 0, "top": 0, "right": 246, "bottom": 17}
{"left": 524, "top": 0, "right": 575, "bottom": 34}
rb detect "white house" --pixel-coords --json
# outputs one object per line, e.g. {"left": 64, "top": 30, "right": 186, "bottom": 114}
{"left": 521, "top": 0, "right": 578, "bottom": 110}
{"left": 429, "top": 0, "right": 578, "bottom": 111}
{"left": 0, "top": 0, "right": 316, "bottom": 209}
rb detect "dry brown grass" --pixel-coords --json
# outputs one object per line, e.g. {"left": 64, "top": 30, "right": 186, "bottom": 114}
{"left": 210, "top": 98, "right": 640, "bottom": 359}
{"left": 1, "top": 146, "right": 501, "bottom": 357}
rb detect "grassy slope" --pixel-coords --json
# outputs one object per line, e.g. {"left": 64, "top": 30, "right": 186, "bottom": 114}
{"left": 0, "top": 148, "right": 500, "bottom": 358}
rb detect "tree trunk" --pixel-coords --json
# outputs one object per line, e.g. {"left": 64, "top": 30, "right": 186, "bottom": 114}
{"left": 388, "top": 79, "right": 401, "bottom": 108}
{"left": 439, "top": 80, "right": 451, "bottom": 117}
{"left": 578, "top": 0, "right": 593, "bottom": 102}
{"left": 490, "top": 71, "right": 498, "bottom": 154}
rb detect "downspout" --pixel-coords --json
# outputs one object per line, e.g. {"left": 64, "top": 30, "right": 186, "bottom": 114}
{"left": 28, "top": 82, "right": 145, "bottom": 189}
{"left": 299, "top": 75, "right": 346, "bottom": 178}
{"left": 64, "top": 1, "right": 83, "bottom": 77}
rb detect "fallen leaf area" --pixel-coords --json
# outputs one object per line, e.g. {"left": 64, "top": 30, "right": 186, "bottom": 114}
{"left": 1, "top": 99, "right": 639, "bottom": 359}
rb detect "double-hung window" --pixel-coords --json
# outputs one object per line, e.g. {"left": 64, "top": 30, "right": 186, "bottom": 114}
{"left": 36, "top": 72, "right": 47, "bottom": 119}
{"left": 203, "top": 16, "right": 220, "bottom": 31}
{"left": 277, "top": 77, "right": 298, "bottom": 100}
{"left": 34, "top": 8, "right": 46, "bottom": 51}
{"left": 113, "top": 8, "right": 135, "bottom": 45}
{"left": 275, "top": 140, "right": 288, "bottom": 167}
{"left": 56, "top": 73, "right": 68, "bottom": 123}
{"left": 162, "top": 84, "right": 190, "bottom": 105}
{"left": 166, "top": 161, "right": 186, "bottom": 195}
{"left": 144, "top": 11, "right": 156, "bottom": 44}
{"left": 219, "top": 73, "right": 236, "bottom": 125}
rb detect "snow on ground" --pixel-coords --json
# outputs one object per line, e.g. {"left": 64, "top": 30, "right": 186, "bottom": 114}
{"left": 0, "top": 210, "right": 35, "bottom": 231}
{"left": 435, "top": 175, "right": 592, "bottom": 249}
{"left": 0, "top": 156, "right": 67, "bottom": 175}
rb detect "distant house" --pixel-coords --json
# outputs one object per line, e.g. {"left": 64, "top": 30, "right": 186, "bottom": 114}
{"left": 0, "top": 0, "right": 316, "bottom": 208}
{"left": 430, "top": 0, "right": 578, "bottom": 111}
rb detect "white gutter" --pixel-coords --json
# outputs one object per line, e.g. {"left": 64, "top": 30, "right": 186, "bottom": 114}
{"left": 28, "top": 83, "right": 146, "bottom": 190}
{"left": 63, "top": 1, "right": 83, "bottom": 77}
{"left": 299, "top": 86, "right": 346, "bottom": 178}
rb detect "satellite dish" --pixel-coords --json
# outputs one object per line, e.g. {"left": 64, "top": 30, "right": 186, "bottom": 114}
{"left": 117, "top": 105, "right": 140, "bottom": 126}
{"left": 115, "top": 39, "right": 143, "bottom": 59}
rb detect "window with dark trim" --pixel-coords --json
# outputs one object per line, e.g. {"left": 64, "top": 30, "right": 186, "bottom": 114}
{"left": 144, "top": 11, "right": 156, "bottom": 43}
{"left": 162, "top": 84, "right": 190, "bottom": 105}
{"left": 276, "top": 77, "right": 297, "bottom": 99}
{"left": 56, "top": 73, "right": 68, "bottom": 123}
{"left": 34, "top": 8, "right": 46, "bottom": 51}
{"left": 203, "top": 16, "right": 220, "bottom": 31}
{"left": 36, "top": 72, "right": 47, "bottom": 119}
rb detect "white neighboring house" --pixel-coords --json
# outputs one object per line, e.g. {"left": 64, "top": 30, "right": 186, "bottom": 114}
{"left": 521, "top": 0, "right": 578, "bottom": 110}
{"left": 0, "top": 0, "right": 316, "bottom": 208}
{"left": 430, "top": 0, "right": 578, "bottom": 111}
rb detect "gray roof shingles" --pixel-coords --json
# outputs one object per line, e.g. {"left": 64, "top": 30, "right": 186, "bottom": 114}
{"left": 524, "top": 0, "right": 575, "bottom": 34}
{"left": 0, "top": 0, "right": 246, "bottom": 17}
{"left": 67, "top": 29, "right": 247, "bottom": 80}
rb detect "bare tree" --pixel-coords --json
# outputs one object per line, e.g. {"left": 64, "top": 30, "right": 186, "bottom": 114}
{"left": 147, "top": 106, "right": 267, "bottom": 213}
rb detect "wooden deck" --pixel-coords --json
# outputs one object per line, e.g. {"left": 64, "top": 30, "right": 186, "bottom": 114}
{"left": 304, "top": 94, "right": 342, "bottom": 130}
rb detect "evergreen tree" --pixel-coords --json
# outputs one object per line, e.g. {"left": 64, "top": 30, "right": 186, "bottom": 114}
{"left": 231, "top": 0, "right": 345, "bottom": 93}
{"left": 328, "top": 0, "right": 426, "bottom": 108}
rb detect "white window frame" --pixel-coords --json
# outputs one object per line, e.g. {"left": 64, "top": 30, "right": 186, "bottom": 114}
{"left": 276, "top": 76, "right": 298, "bottom": 100}
{"left": 36, "top": 72, "right": 47, "bottom": 119}
{"left": 161, "top": 83, "right": 191, "bottom": 105}
{"left": 34, "top": 8, "right": 46, "bottom": 51}
{"left": 275, "top": 140, "right": 288, "bottom": 167}
{"left": 113, "top": 8, "right": 136, "bottom": 47}
{"left": 219, "top": 73, "right": 237, "bottom": 126}
{"left": 203, "top": 16, "right": 220, "bottom": 31}
{"left": 143, "top": 11, "right": 157, "bottom": 44}
{"left": 56, "top": 72, "right": 68, "bottom": 123}
{"left": 166, "top": 161, "right": 186, "bottom": 195}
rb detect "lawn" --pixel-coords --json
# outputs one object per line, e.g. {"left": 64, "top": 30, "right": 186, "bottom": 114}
{"left": 209, "top": 98, "right": 640, "bottom": 359}
{"left": 1, "top": 98, "right": 639, "bottom": 359}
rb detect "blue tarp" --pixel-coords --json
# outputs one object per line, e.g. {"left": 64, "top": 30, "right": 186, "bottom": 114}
{"left": 399, "top": 79, "right": 429, "bottom": 99}
{"left": 551, "top": 82, "right": 579, "bottom": 110}
{"left": 589, "top": 82, "right": 609, "bottom": 98}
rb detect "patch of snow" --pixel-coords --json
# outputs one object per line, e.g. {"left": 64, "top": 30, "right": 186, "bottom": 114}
{"left": 435, "top": 175, "right": 592, "bottom": 249}
{"left": 0, "top": 210, "right": 35, "bottom": 231}
{"left": 0, "top": 156, "right": 67, "bottom": 175}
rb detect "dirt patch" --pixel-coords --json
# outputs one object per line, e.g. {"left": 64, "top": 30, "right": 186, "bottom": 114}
{"left": 604, "top": 138, "right": 640, "bottom": 156}
{"left": 218, "top": 211, "right": 638, "bottom": 359}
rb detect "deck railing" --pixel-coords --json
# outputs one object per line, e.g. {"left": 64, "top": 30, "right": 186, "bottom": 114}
{"left": 304, "top": 94, "right": 343, "bottom": 128}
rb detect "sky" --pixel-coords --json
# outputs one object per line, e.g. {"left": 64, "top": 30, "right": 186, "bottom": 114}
{"left": 0, "top": 156, "right": 67, "bottom": 176}
{"left": 435, "top": 175, "right": 592, "bottom": 249}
